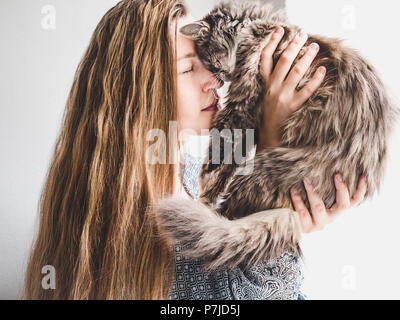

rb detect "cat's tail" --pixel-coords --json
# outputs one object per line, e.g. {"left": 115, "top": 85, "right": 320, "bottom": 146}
{"left": 151, "top": 195, "right": 303, "bottom": 271}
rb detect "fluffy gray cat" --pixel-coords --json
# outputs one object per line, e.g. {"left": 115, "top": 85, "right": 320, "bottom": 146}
{"left": 153, "top": 0, "right": 400, "bottom": 271}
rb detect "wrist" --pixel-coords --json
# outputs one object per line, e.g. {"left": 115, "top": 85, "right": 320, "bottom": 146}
{"left": 257, "top": 130, "right": 281, "bottom": 152}
{"left": 258, "top": 108, "right": 282, "bottom": 151}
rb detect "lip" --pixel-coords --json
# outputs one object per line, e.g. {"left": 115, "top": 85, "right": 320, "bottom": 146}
{"left": 201, "top": 98, "right": 220, "bottom": 112}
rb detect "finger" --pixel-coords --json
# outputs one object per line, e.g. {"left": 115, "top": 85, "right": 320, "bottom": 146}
{"left": 284, "top": 42, "right": 320, "bottom": 93}
{"left": 302, "top": 177, "right": 327, "bottom": 229}
{"left": 260, "top": 26, "right": 285, "bottom": 80}
{"left": 290, "top": 187, "right": 312, "bottom": 232}
{"left": 350, "top": 175, "right": 368, "bottom": 207}
{"left": 333, "top": 173, "right": 351, "bottom": 210}
{"left": 327, "top": 173, "right": 352, "bottom": 218}
{"left": 292, "top": 66, "right": 326, "bottom": 108}
{"left": 271, "top": 30, "right": 308, "bottom": 85}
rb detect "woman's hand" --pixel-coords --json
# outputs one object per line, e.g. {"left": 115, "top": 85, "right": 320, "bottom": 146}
{"left": 290, "top": 174, "right": 368, "bottom": 234}
{"left": 257, "top": 27, "right": 326, "bottom": 150}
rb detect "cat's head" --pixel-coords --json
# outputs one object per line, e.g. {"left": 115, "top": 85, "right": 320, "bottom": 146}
{"left": 180, "top": 16, "right": 242, "bottom": 82}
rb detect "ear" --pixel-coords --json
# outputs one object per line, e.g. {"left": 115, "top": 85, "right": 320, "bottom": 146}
{"left": 179, "top": 21, "right": 209, "bottom": 39}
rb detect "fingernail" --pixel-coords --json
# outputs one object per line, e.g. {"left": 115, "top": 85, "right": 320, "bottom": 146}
{"left": 298, "top": 31, "right": 307, "bottom": 39}
{"left": 336, "top": 174, "right": 343, "bottom": 183}
{"left": 291, "top": 187, "right": 298, "bottom": 195}
{"left": 310, "top": 43, "right": 319, "bottom": 52}
{"left": 303, "top": 176, "right": 312, "bottom": 186}
{"left": 318, "top": 67, "right": 326, "bottom": 75}
{"left": 275, "top": 26, "right": 284, "bottom": 34}
{"left": 361, "top": 176, "right": 367, "bottom": 185}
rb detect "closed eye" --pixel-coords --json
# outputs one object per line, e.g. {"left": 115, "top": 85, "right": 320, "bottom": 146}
{"left": 183, "top": 67, "right": 193, "bottom": 74}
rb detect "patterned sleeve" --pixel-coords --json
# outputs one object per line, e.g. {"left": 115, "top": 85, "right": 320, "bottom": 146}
{"left": 169, "top": 152, "right": 307, "bottom": 300}
{"left": 228, "top": 251, "right": 307, "bottom": 300}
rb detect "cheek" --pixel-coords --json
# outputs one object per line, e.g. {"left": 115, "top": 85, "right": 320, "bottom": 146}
{"left": 177, "top": 77, "right": 213, "bottom": 133}
{"left": 177, "top": 78, "right": 201, "bottom": 117}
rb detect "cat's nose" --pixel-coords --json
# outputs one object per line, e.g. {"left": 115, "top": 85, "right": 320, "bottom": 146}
{"left": 220, "top": 71, "right": 231, "bottom": 82}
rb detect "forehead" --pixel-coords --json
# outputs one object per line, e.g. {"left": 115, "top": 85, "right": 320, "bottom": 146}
{"left": 176, "top": 33, "right": 195, "bottom": 59}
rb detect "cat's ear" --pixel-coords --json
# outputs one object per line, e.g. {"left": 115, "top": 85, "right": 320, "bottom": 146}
{"left": 180, "top": 21, "right": 209, "bottom": 39}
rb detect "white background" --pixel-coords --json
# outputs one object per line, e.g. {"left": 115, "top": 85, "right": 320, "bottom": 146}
{"left": 0, "top": 0, "right": 399, "bottom": 299}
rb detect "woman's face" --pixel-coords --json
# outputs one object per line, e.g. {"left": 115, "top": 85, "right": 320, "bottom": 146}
{"left": 175, "top": 16, "right": 223, "bottom": 136}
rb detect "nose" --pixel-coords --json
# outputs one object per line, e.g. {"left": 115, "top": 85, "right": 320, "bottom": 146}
{"left": 220, "top": 71, "right": 231, "bottom": 82}
{"left": 202, "top": 69, "right": 224, "bottom": 93}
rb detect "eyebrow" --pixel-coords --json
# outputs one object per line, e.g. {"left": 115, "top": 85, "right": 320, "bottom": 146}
{"left": 177, "top": 53, "right": 196, "bottom": 61}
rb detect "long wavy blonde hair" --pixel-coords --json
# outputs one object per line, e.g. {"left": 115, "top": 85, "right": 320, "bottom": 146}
{"left": 23, "top": 0, "right": 187, "bottom": 299}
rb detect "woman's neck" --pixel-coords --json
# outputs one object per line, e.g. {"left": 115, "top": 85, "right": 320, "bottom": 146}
{"left": 172, "top": 157, "right": 192, "bottom": 199}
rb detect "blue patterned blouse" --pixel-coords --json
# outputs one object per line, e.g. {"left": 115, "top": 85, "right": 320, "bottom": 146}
{"left": 168, "top": 152, "right": 307, "bottom": 300}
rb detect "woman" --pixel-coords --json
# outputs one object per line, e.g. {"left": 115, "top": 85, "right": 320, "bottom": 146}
{"left": 23, "top": 0, "right": 367, "bottom": 300}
